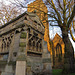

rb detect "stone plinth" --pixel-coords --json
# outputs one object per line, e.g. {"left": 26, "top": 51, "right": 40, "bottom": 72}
{"left": 16, "top": 61, "right": 26, "bottom": 75}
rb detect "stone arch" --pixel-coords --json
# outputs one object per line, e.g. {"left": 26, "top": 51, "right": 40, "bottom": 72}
{"left": 1, "top": 43, "right": 3, "bottom": 52}
{"left": 29, "top": 40, "right": 32, "bottom": 50}
{"left": 36, "top": 42, "right": 38, "bottom": 51}
{"left": 56, "top": 43, "right": 62, "bottom": 62}
{"left": 56, "top": 43, "right": 62, "bottom": 57}
{"left": 40, "top": 43, "right": 42, "bottom": 52}
{"left": 33, "top": 41, "right": 35, "bottom": 51}
{"left": 0, "top": 34, "right": 14, "bottom": 53}
{"left": 4, "top": 41, "right": 6, "bottom": 48}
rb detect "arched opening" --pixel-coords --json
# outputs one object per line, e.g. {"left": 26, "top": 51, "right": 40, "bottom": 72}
{"left": 7, "top": 42, "right": 10, "bottom": 48}
{"left": 56, "top": 43, "right": 62, "bottom": 62}
{"left": 36, "top": 43, "right": 38, "bottom": 51}
{"left": 33, "top": 41, "right": 35, "bottom": 51}
{"left": 25, "top": 17, "right": 27, "bottom": 20}
{"left": 29, "top": 40, "right": 32, "bottom": 50}
{"left": 39, "top": 43, "right": 42, "bottom": 52}
{"left": 4, "top": 42, "right": 6, "bottom": 48}
{"left": 1, "top": 44, "right": 3, "bottom": 52}
{"left": 28, "top": 28, "right": 30, "bottom": 33}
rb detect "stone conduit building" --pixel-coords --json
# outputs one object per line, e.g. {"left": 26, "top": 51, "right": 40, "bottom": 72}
{"left": 0, "top": 12, "right": 52, "bottom": 75}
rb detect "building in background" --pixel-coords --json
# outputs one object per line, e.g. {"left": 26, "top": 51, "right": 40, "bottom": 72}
{"left": 52, "top": 33, "right": 65, "bottom": 68}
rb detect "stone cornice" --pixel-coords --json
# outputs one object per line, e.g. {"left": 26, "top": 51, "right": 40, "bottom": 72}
{"left": 0, "top": 12, "right": 44, "bottom": 36}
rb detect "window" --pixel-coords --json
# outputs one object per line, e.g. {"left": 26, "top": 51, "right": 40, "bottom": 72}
{"left": 33, "top": 41, "right": 35, "bottom": 51}
{"left": 4, "top": 42, "right": 6, "bottom": 48}
{"left": 34, "top": 20, "right": 37, "bottom": 23}
{"left": 39, "top": 44, "right": 42, "bottom": 52}
{"left": 5, "top": 38, "right": 7, "bottom": 40}
{"left": 11, "top": 35, "right": 13, "bottom": 38}
{"left": 15, "top": 30, "right": 19, "bottom": 33}
{"left": 2, "top": 39, "right": 4, "bottom": 41}
{"left": 33, "top": 32, "right": 38, "bottom": 36}
{"left": 29, "top": 40, "right": 31, "bottom": 46}
{"left": 7, "top": 42, "right": 9, "bottom": 47}
{"left": 28, "top": 28, "right": 30, "bottom": 33}
{"left": 33, "top": 41, "right": 35, "bottom": 46}
{"left": 25, "top": 17, "right": 27, "bottom": 20}
{"left": 56, "top": 43, "right": 62, "bottom": 62}
{"left": 36, "top": 43, "right": 38, "bottom": 51}
{"left": 28, "top": 33, "right": 32, "bottom": 38}
{"left": 13, "top": 52, "right": 17, "bottom": 57}
{"left": 38, "top": 23, "right": 41, "bottom": 26}
{"left": 56, "top": 44, "right": 62, "bottom": 55}
{"left": 2, "top": 44, "right": 3, "bottom": 50}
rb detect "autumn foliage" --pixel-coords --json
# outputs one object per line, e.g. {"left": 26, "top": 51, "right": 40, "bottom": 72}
{"left": 27, "top": 0, "right": 52, "bottom": 54}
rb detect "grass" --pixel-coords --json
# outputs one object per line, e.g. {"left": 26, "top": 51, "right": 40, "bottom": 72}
{"left": 52, "top": 69, "right": 75, "bottom": 75}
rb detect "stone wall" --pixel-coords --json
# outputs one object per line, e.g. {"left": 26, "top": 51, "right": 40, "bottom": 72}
{"left": 0, "top": 11, "right": 52, "bottom": 75}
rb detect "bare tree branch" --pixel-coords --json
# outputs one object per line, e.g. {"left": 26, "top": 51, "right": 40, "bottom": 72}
{"left": 57, "top": 0, "right": 63, "bottom": 10}
{"left": 67, "top": 5, "right": 75, "bottom": 28}
{"left": 50, "top": 23, "right": 59, "bottom": 26}
{"left": 47, "top": 0, "right": 62, "bottom": 26}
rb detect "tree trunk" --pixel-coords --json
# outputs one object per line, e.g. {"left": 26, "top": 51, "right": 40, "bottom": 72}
{"left": 61, "top": 27, "right": 75, "bottom": 73}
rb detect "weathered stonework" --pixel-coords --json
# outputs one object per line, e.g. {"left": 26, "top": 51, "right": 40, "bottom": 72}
{"left": 0, "top": 11, "right": 52, "bottom": 75}
{"left": 52, "top": 33, "right": 65, "bottom": 68}
{"left": 16, "top": 61, "right": 26, "bottom": 75}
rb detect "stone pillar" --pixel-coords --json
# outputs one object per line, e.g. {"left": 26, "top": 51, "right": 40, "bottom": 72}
{"left": 42, "top": 40, "right": 52, "bottom": 75}
{"left": 15, "top": 31, "right": 27, "bottom": 75}
{"left": 8, "top": 33, "right": 15, "bottom": 62}
{"left": 1, "top": 65, "right": 14, "bottom": 75}
{"left": 16, "top": 54, "right": 26, "bottom": 75}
